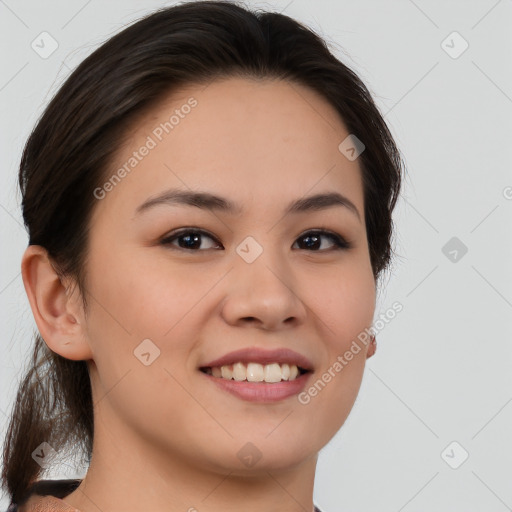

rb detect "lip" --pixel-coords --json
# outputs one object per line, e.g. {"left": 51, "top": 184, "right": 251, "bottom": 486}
{"left": 199, "top": 370, "right": 312, "bottom": 403}
{"left": 200, "top": 347, "right": 314, "bottom": 372}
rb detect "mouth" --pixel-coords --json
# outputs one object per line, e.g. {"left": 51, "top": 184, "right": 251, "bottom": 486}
{"left": 198, "top": 365, "right": 312, "bottom": 403}
{"left": 198, "top": 347, "right": 314, "bottom": 403}
{"left": 199, "top": 362, "right": 311, "bottom": 383}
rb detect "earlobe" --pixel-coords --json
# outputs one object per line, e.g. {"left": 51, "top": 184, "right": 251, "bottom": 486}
{"left": 366, "top": 335, "right": 377, "bottom": 359}
{"left": 20, "top": 245, "right": 93, "bottom": 361}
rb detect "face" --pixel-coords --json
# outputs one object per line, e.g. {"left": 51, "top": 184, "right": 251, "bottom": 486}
{"left": 80, "top": 77, "right": 376, "bottom": 475}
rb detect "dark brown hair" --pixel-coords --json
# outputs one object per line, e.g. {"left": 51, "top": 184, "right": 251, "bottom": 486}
{"left": 1, "top": 0, "right": 404, "bottom": 504}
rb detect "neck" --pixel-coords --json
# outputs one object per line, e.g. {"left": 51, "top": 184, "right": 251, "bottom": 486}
{"left": 63, "top": 406, "right": 318, "bottom": 512}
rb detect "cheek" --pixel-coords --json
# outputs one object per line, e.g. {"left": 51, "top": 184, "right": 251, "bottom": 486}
{"left": 87, "top": 244, "right": 210, "bottom": 334}
{"left": 308, "top": 258, "right": 376, "bottom": 344}
{"left": 83, "top": 249, "right": 224, "bottom": 386}
{"left": 301, "top": 257, "right": 374, "bottom": 417}
{"left": 82, "top": 256, "right": 201, "bottom": 425}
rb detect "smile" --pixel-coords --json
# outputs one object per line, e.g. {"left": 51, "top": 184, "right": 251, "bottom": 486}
{"left": 200, "top": 362, "right": 308, "bottom": 382}
{"left": 199, "top": 364, "right": 312, "bottom": 403}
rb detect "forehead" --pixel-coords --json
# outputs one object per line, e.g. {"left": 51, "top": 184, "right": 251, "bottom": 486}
{"left": 91, "top": 77, "right": 364, "bottom": 224}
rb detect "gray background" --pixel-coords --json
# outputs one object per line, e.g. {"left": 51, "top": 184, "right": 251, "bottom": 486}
{"left": 1, "top": 0, "right": 511, "bottom": 510}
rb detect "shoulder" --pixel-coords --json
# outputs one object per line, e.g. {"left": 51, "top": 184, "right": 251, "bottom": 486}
{"left": 6, "top": 480, "right": 82, "bottom": 512}
{"left": 6, "top": 481, "right": 324, "bottom": 512}
{"left": 17, "top": 495, "right": 80, "bottom": 512}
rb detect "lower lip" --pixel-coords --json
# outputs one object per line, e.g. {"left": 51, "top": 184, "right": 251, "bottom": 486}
{"left": 200, "top": 370, "right": 312, "bottom": 402}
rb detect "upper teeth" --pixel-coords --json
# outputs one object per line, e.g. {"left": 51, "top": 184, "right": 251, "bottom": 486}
{"left": 206, "top": 362, "right": 301, "bottom": 382}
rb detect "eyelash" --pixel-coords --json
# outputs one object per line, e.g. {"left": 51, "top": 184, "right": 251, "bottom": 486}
{"left": 160, "top": 227, "right": 352, "bottom": 252}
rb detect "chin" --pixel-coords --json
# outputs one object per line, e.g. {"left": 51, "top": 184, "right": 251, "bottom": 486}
{"left": 195, "top": 432, "right": 320, "bottom": 476}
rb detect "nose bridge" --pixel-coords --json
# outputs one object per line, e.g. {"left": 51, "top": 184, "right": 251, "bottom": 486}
{"left": 234, "top": 232, "right": 289, "bottom": 289}
{"left": 223, "top": 232, "right": 305, "bottom": 327}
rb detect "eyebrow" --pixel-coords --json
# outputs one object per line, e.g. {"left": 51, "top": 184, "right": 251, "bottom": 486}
{"left": 135, "top": 188, "right": 361, "bottom": 221}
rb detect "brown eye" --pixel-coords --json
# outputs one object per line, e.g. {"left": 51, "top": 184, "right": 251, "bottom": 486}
{"left": 293, "top": 230, "right": 351, "bottom": 251}
{"left": 160, "top": 228, "right": 351, "bottom": 252}
{"left": 161, "top": 229, "right": 221, "bottom": 251}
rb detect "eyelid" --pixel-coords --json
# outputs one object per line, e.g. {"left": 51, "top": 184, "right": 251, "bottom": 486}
{"left": 297, "top": 229, "right": 352, "bottom": 250}
{"left": 160, "top": 227, "right": 221, "bottom": 248}
{"left": 160, "top": 226, "right": 352, "bottom": 251}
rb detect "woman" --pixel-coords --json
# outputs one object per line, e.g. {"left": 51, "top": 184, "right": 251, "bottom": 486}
{"left": 1, "top": 1, "right": 404, "bottom": 511}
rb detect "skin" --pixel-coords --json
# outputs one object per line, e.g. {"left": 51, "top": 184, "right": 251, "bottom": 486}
{"left": 21, "top": 77, "right": 376, "bottom": 512}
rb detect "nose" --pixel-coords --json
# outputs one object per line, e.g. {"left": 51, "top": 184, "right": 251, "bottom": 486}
{"left": 220, "top": 248, "right": 307, "bottom": 331}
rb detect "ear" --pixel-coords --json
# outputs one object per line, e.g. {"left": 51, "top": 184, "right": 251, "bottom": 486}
{"left": 21, "top": 245, "right": 93, "bottom": 361}
{"left": 365, "top": 335, "right": 376, "bottom": 359}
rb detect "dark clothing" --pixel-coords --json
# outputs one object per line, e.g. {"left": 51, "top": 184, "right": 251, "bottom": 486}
{"left": 6, "top": 479, "right": 82, "bottom": 512}
{"left": 6, "top": 479, "right": 81, "bottom": 511}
